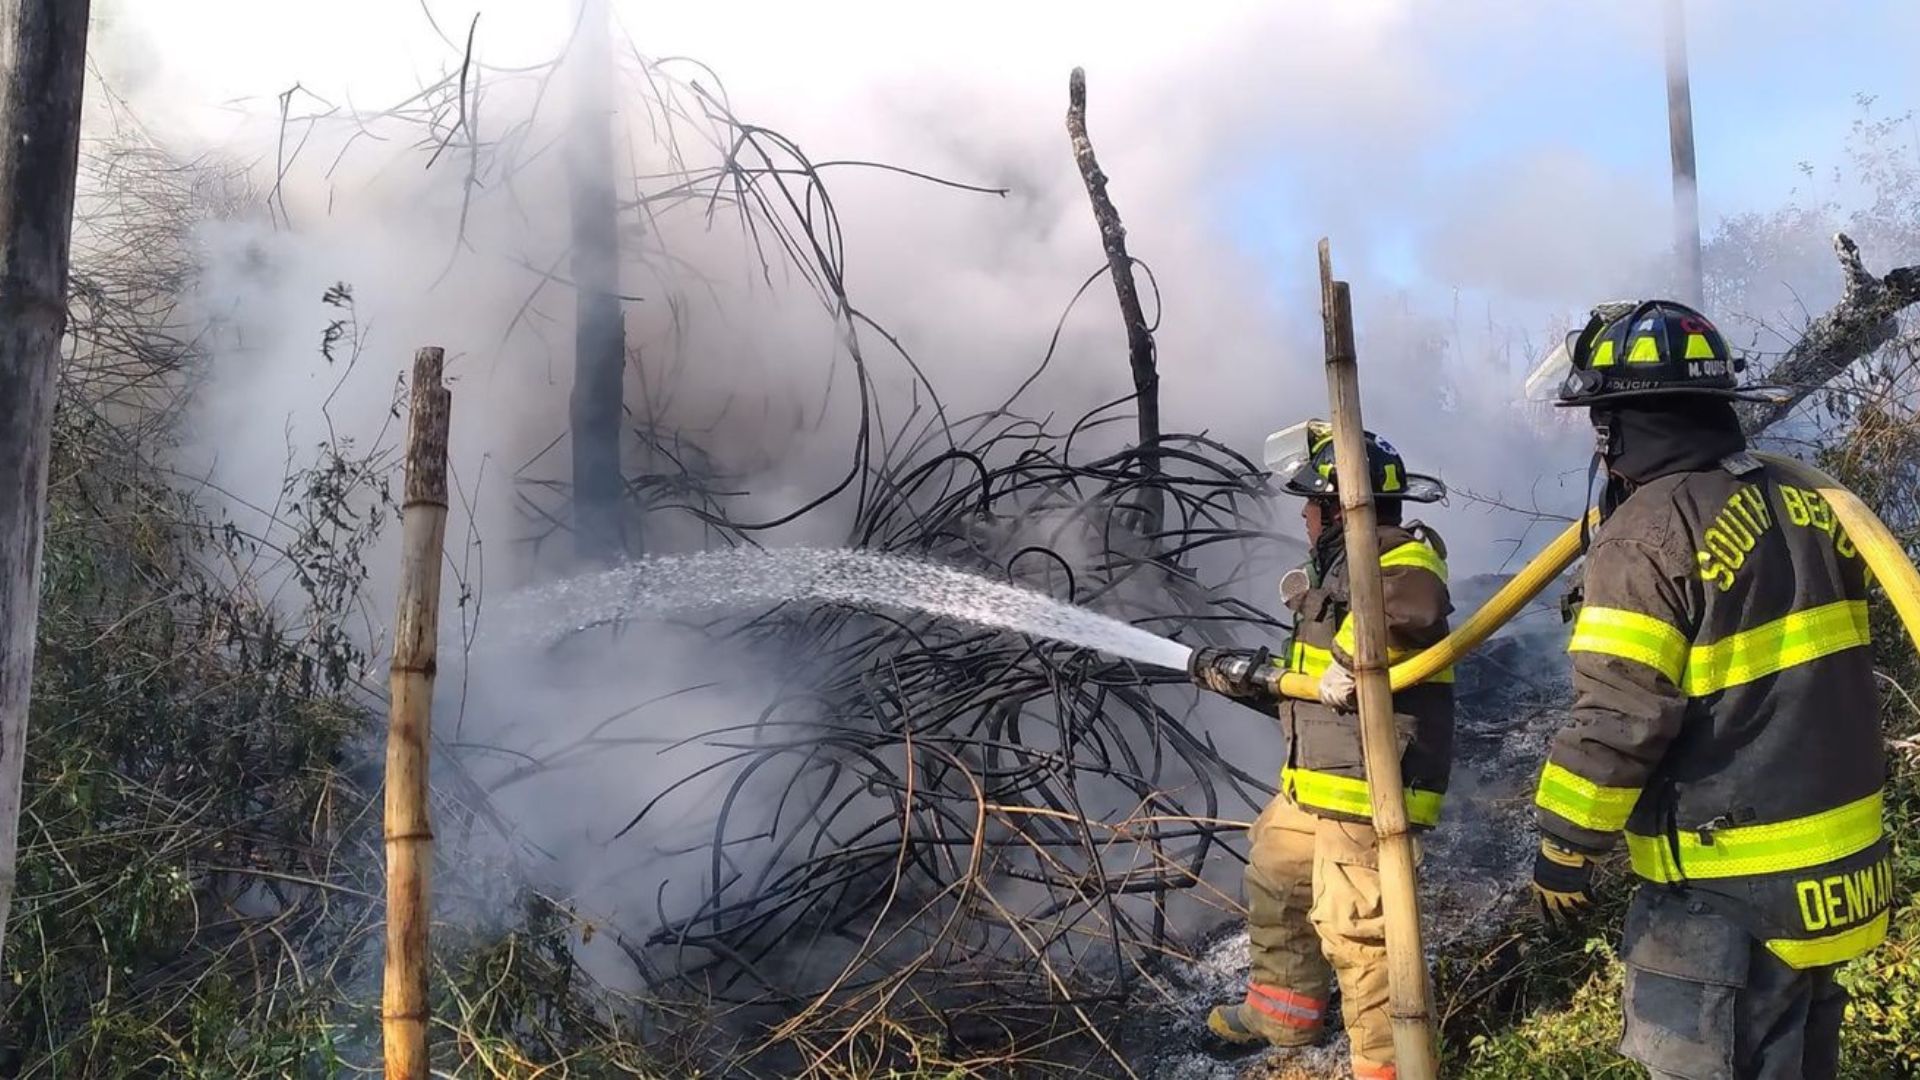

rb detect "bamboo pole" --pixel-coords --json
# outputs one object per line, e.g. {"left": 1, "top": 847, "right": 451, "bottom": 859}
{"left": 1317, "top": 240, "right": 1438, "bottom": 1079}
{"left": 383, "top": 346, "right": 452, "bottom": 1080}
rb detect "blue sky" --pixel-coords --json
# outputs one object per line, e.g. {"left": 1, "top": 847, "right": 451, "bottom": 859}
{"left": 1232, "top": 1, "right": 1920, "bottom": 296}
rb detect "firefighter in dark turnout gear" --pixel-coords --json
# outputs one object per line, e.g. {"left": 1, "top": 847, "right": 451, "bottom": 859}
{"left": 1535, "top": 300, "right": 1888, "bottom": 1079}
{"left": 1189, "top": 422, "right": 1453, "bottom": 1079}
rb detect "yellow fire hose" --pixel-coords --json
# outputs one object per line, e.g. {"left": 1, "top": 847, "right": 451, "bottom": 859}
{"left": 1268, "top": 453, "right": 1920, "bottom": 701}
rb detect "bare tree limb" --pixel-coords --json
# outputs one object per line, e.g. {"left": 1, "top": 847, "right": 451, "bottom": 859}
{"left": 1739, "top": 233, "right": 1920, "bottom": 433}
{"left": 1067, "top": 68, "right": 1162, "bottom": 542}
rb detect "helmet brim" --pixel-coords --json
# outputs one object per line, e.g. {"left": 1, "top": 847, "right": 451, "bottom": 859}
{"left": 1554, "top": 384, "right": 1786, "bottom": 407}
{"left": 1278, "top": 471, "right": 1447, "bottom": 504}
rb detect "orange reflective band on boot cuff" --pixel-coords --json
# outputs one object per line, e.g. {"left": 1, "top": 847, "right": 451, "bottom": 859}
{"left": 1246, "top": 982, "right": 1325, "bottom": 1029}
{"left": 1353, "top": 1061, "right": 1396, "bottom": 1080}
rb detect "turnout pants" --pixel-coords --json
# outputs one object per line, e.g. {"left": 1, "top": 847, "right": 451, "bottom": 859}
{"left": 1242, "top": 791, "right": 1401, "bottom": 1079}
{"left": 1621, "top": 886, "right": 1846, "bottom": 1080}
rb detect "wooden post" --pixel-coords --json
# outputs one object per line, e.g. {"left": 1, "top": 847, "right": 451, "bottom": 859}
{"left": 1317, "top": 240, "right": 1438, "bottom": 1079}
{"left": 384, "top": 346, "right": 452, "bottom": 1079}
{"left": 0, "top": 0, "right": 91, "bottom": 971}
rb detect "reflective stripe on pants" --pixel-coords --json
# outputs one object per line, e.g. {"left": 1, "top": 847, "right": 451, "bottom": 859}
{"left": 1244, "top": 792, "right": 1404, "bottom": 1069}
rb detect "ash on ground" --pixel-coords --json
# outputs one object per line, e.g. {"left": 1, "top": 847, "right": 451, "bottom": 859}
{"left": 1126, "top": 576, "right": 1575, "bottom": 1079}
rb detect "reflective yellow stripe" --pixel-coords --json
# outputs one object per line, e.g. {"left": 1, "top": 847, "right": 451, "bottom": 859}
{"left": 1329, "top": 619, "right": 1455, "bottom": 684}
{"left": 1684, "top": 332, "right": 1716, "bottom": 360}
{"left": 1590, "top": 339, "right": 1616, "bottom": 368}
{"left": 1292, "top": 640, "right": 1333, "bottom": 678}
{"left": 1682, "top": 600, "right": 1869, "bottom": 696}
{"left": 1380, "top": 540, "right": 1447, "bottom": 578}
{"left": 1627, "top": 335, "right": 1661, "bottom": 362}
{"left": 1568, "top": 606, "right": 1688, "bottom": 683}
{"left": 1534, "top": 761, "right": 1641, "bottom": 833}
{"left": 1626, "top": 790, "right": 1884, "bottom": 882}
{"left": 1766, "top": 911, "right": 1888, "bottom": 969}
{"left": 1283, "top": 767, "right": 1442, "bottom": 827}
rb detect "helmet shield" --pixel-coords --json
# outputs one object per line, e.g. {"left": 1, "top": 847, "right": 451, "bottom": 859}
{"left": 1524, "top": 332, "right": 1578, "bottom": 403}
{"left": 1263, "top": 419, "right": 1328, "bottom": 481}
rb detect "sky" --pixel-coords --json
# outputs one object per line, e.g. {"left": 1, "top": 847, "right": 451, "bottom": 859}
{"left": 1233, "top": 0, "right": 1920, "bottom": 293}
{"left": 88, "top": 0, "right": 1920, "bottom": 551}
{"left": 101, "top": 1, "right": 1920, "bottom": 314}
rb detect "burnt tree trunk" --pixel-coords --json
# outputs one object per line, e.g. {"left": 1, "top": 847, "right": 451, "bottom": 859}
{"left": 568, "top": 0, "right": 628, "bottom": 563}
{"left": 0, "top": 0, "right": 90, "bottom": 971}
{"left": 1067, "top": 67, "right": 1162, "bottom": 543}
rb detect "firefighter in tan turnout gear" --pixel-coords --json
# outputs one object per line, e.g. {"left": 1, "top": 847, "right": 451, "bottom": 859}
{"left": 1187, "top": 422, "right": 1452, "bottom": 1080}
{"left": 1533, "top": 299, "right": 1890, "bottom": 1079}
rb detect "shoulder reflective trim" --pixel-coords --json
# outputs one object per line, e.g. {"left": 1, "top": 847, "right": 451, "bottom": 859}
{"left": 1625, "top": 790, "right": 1884, "bottom": 882}
{"left": 1380, "top": 540, "right": 1448, "bottom": 580}
{"left": 1569, "top": 605, "right": 1688, "bottom": 683}
{"left": 1283, "top": 767, "right": 1443, "bottom": 827}
{"left": 1534, "top": 760, "right": 1640, "bottom": 834}
{"left": 1682, "top": 599, "right": 1869, "bottom": 696}
{"left": 1765, "top": 911, "right": 1889, "bottom": 969}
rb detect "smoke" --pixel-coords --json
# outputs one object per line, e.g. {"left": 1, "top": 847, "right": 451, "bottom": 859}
{"left": 90, "top": 2, "right": 1732, "bottom": 570}
{"left": 72, "top": 0, "right": 1625, "bottom": 991}
{"left": 74, "top": 0, "right": 1920, "bottom": 1044}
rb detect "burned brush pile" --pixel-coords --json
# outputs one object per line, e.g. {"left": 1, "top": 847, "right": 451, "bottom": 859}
{"left": 529, "top": 397, "right": 1309, "bottom": 1077}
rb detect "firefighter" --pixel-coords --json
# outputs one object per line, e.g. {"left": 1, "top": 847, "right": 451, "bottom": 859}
{"left": 1188, "top": 421, "right": 1453, "bottom": 1080}
{"left": 1531, "top": 299, "right": 1888, "bottom": 1079}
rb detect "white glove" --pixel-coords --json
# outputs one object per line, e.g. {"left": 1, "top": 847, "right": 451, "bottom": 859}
{"left": 1317, "top": 661, "right": 1357, "bottom": 711}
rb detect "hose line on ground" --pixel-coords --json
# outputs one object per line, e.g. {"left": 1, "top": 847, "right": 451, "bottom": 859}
{"left": 1267, "top": 453, "right": 1920, "bottom": 701}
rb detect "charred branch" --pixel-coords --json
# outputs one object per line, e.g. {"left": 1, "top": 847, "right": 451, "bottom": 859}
{"left": 1067, "top": 68, "right": 1163, "bottom": 544}
{"left": 1739, "top": 233, "right": 1920, "bottom": 434}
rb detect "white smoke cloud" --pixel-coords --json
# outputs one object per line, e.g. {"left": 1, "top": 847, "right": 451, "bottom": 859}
{"left": 81, "top": 0, "right": 1912, "bottom": 1014}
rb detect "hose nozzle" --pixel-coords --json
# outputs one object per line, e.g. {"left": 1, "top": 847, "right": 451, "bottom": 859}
{"left": 1190, "top": 646, "right": 1277, "bottom": 699}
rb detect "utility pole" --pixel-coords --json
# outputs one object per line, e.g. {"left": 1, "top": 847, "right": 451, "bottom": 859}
{"left": 0, "top": 0, "right": 92, "bottom": 971}
{"left": 1665, "top": 0, "right": 1704, "bottom": 307}
{"left": 1318, "top": 240, "right": 1438, "bottom": 1080}
{"left": 568, "top": 0, "right": 629, "bottom": 564}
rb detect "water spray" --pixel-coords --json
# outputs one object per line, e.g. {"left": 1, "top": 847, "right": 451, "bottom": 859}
{"left": 498, "top": 547, "right": 1197, "bottom": 674}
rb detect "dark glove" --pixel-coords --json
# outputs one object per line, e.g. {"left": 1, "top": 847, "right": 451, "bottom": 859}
{"left": 1531, "top": 837, "right": 1595, "bottom": 931}
{"left": 1189, "top": 646, "right": 1273, "bottom": 699}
